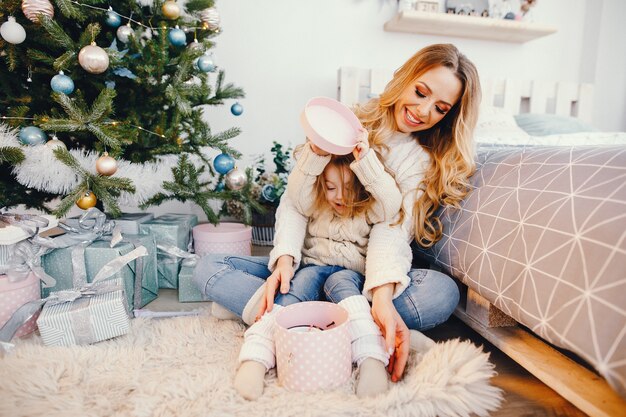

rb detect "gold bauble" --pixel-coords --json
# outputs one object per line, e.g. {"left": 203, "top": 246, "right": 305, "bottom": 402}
{"left": 76, "top": 191, "right": 97, "bottom": 210}
{"left": 22, "top": 0, "right": 54, "bottom": 23}
{"left": 162, "top": 1, "right": 181, "bottom": 20}
{"left": 96, "top": 151, "right": 118, "bottom": 176}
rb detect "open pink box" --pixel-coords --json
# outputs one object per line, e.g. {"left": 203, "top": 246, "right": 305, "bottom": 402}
{"left": 275, "top": 301, "right": 352, "bottom": 392}
{"left": 299, "top": 97, "right": 363, "bottom": 155}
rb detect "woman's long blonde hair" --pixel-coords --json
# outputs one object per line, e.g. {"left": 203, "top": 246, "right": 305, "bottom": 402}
{"left": 354, "top": 44, "right": 481, "bottom": 247}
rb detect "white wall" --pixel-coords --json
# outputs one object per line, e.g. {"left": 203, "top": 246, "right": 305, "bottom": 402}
{"left": 203, "top": 0, "right": 626, "bottom": 173}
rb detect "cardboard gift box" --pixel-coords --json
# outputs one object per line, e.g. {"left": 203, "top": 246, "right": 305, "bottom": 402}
{"left": 177, "top": 259, "right": 205, "bottom": 303}
{"left": 139, "top": 213, "right": 198, "bottom": 289}
{"left": 41, "top": 234, "right": 158, "bottom": 311}
{"left": 37, "top": 277, "right": 130, "bottom": 346}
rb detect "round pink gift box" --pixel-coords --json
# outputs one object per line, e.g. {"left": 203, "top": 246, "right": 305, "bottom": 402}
{"left": 300, "top": 96, "right": 362, "bottom": 155}
{"left": 192, "top": 222, "right": 252, "bottom": 256}
{"left": 275, "top": 301, "right": 352, "bottom": 392}
{"left": 0, "top": 272, "right": 40, "bottom": 338}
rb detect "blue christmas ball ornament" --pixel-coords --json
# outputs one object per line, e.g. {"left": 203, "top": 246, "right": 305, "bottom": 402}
{"left": 213, "top": 153, "right": 235, "bottom": 175}
{"left": 105, "top": 9, "right": 122, "bottom": 28}
{"left": 197, "top": 54, "right": 215, "bottom": 72}
{"left": 215, "top": 182, "right": 225, "bottom": 192}
{"left": 50, "top": 71, "right": 74, "bottom": 95}
{"left": 230, "top": 102, "right": 243, "bottom": 116}
{"left": 167, "top": 27, "right": 187, "bottom": 46}
{"left": 18, "top": 126, "right": 47, "bottom": 146}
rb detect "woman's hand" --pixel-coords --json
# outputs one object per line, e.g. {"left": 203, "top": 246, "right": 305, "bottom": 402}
{"left": 371, "top": 283, "right": 410, "bottom": 383}
{"left": 257, "top": 255, "right": 295, "bottom": 320}
{"left": 352, "top": 128, "right": 370, "bottom": 161}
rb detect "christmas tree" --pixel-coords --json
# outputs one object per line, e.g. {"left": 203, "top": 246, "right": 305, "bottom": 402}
{"left": 0, "top": 0, "right": 261, "bottom": 223}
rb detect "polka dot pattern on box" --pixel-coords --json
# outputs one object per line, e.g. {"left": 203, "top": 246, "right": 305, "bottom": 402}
{"left": 194, "top": 240, "right": 251, "bottom": 257}
{"left": 275, "top": 302, "right": 352, "bottom": 392}
{"left": 0, "top": 273, "right": 41, "bottom": 338}
{"left": 192, "top": 223, "right": 252, "bottom": 256}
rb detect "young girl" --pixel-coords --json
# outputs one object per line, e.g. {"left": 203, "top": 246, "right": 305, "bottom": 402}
{"left": 234, "top": 129, "right": 403, "bottom": 400}
{"left": 194, "top": 42, "right": 481, "bottom": 397}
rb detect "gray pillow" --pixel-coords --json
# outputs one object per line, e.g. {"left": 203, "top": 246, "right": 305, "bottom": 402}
{"left": 514, "top": 113, "right": 599, "bottom": 136}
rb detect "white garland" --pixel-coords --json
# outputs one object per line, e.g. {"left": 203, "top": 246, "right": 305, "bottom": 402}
{"left": 0, "top": 123, "right": 222, "bottom": 206}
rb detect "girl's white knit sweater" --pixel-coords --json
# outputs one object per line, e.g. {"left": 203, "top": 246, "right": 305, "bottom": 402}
{"left": 269, "top": 142, "right": 402, "bottom": 275}
{"left": 270, "top": 133, "right": 430, "bottom": 299}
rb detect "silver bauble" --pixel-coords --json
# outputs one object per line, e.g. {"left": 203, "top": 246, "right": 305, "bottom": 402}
{"left": 116, "top": 24, "right": 134, "bottom": 43}
{"left": 0, "top": 17, "right": 26, "bottom": 44}
{"left": 78, "top": 43, "right": 109, "bottom": 74}
{"left": 45, "top": 137, "right": 66, "bottom": 150}
{"left": 224, "top": 168, "right": 247, "bottom": 191}
{"left": 22, "top": 0, "right": 54, "bottom": 23}
{"left": 95, "top": 151, "right": 118, "bottom": 176}
{"left": 199, "top": 7, "right": 220, "bottom": 31}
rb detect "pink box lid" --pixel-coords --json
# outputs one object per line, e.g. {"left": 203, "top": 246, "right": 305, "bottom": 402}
{"left": 0, "top": 272, "right": 38, "bottom": 291}
{"left": 192, "top": 222, "right": 252, "bottom": 243}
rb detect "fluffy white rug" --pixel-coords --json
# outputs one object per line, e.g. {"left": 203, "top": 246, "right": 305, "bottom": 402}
{"left": 0, "top": 313, "right": 502, "bottom": 417}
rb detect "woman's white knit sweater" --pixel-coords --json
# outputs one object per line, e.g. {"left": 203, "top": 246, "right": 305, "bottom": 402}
{"left": 268, "top": 143, "right": 402, "bottom": 275}
{"left": 270, "top": 133, "right": 430, "bottom": 299}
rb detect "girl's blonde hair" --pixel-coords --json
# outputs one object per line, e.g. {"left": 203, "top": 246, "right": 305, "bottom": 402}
{"left": 308, "top": 153, "right": 373, "bottom": 218}
{"left": 354, "top": 43, "right": 481, "bottom": 247}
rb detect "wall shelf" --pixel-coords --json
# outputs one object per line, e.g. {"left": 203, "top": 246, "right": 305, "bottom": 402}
{"left": 384, "top": 11, "right": 557, "bottom": 43}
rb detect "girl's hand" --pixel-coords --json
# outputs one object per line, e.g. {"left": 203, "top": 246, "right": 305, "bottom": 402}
{"left": 353, "top": 128, "right": 370, "bottom": 161}
{"left": 308, "top": 140, "right": 330, "bottom": 156}
{"left": 257, "top": 255, "right": 295, "bottom": 319}
{"left": 371, "top": 283, "right": 410, "bottom": 383}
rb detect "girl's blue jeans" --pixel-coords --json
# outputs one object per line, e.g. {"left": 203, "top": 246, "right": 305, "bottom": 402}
{"left": 193, "top": 254, "right": 459, "bottom": 331}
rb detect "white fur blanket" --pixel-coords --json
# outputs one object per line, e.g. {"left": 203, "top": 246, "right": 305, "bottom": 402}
{"left": 0, "top": 314, "right": 502, "bottom": 417}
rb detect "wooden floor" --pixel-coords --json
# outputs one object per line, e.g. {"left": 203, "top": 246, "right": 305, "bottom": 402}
{"left": 423, "top": 316, "right": 588, "bottom": 417}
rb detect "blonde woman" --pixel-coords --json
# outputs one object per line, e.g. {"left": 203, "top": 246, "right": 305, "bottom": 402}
{"left": 194, "top": 43, "right": 481, "bottom": 399}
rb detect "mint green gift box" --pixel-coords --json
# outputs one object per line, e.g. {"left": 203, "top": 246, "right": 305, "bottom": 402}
{"left": 41, "top": 234, "right": 158, "bottom": 310}
{"left": 177, "top": 260, "right": 207, "bottom": 303}
{"left": 139, "top": 213, "right": 198, "bottom": 289}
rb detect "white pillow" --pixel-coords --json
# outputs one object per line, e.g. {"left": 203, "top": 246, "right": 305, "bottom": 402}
{"left": 473, "top": 105, "right": 530, "bottom": 145}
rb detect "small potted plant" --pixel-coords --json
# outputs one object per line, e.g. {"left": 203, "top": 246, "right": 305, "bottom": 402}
{"left": 248, "top": 141, "right": 293, "bottom": 245}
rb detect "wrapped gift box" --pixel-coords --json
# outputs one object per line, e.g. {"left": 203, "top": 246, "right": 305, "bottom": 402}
{"left": 41, "top": 234, "right": 158, "bottom": 310}
{"left": 177, "top": 261, "right": 206, "bottom": 303}
{"left": 0, "top": 272, "right": 41, "bottom": 338}
{"left": 63, "top": 212, "right": 154, "bottom": 235}
{"left": 0, "top": 214, "right": 58, "bottom": 268}
{"left": 193, "top": 222, "right": 252, "bottom": 256}
{"left": 139, "top": 213, "right": 198, "bottom": 289}
{"left": 37, "top": 278, "right": 130, "bottom": 346}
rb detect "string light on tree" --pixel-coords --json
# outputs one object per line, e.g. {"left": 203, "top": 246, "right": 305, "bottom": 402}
{"left": 96, "top": 152, "right": 118, "bottom": 176}
{"left": 21, "top": 0, "right": 54, "bottom": 23}
{"left": 0, "top": 17, "right": 26, "bottom": 44}
{"left": 76, "top": 190, "right": 97, "bottom": 209}
{"left": 18, "top": 126, "right": 47, "bottom": 146}
{"left": 78, "top": 42, "right": 109, "bottom": 74}
{"left": 50, "top": 71, "right": 74, "bottom": 95}
{"left": 162, "top": 1, "right": 181, "bottom": 20}
{"left": 230, "top": 102, "right": 243, "bottom": 116}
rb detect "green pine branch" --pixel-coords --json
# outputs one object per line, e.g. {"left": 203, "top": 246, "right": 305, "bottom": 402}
{"left": 0, "top": 147, "right": 25, "bottom": 164}
{"left": 51, "top": 148, "right": 136, "bottom": 217}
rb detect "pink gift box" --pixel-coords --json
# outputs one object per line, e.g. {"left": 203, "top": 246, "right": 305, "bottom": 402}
{"left": 0, "top": 272, "right": 40, "bottom": 338}
{"left": 192, "top": 222, "right": 252, "bottom": 256}
{"left": 275, "top": 301, "right": 352, "bottom": 392}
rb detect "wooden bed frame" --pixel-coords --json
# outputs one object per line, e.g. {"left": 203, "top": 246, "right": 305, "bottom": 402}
{"left": 337, "top": 67, "right": 625, "bottom": 417}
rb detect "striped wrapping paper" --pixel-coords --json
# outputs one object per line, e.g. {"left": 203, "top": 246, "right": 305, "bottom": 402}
{"left": 37, "top": 278, "right": 130, "bottom": 346}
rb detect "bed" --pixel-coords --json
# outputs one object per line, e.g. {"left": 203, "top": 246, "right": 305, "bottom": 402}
{"left": 338, "top": 67, "right": 626, "bottom": 417}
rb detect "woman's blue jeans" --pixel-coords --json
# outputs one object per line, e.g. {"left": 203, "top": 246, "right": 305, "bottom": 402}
{"left": 193, "top": 254, "right": 459, "bottom": 331}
